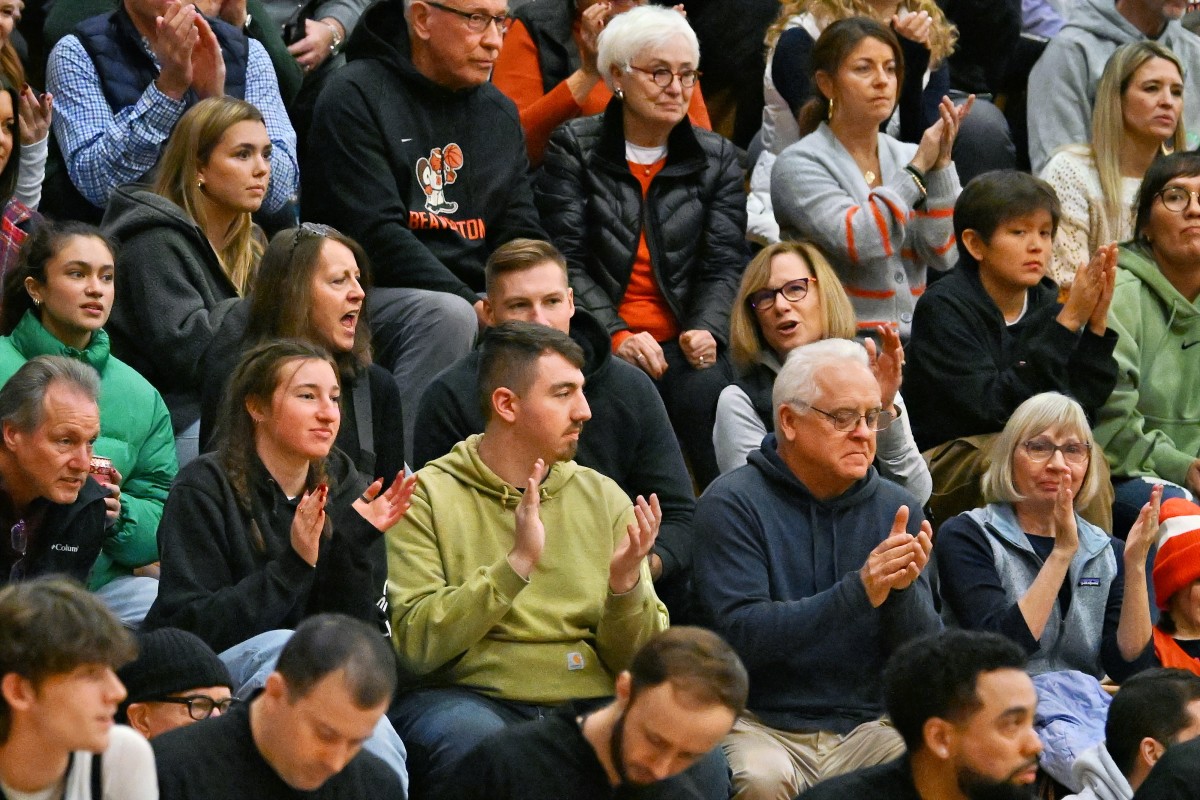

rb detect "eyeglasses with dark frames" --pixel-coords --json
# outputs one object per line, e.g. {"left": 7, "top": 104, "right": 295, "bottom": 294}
{"left": 153, "top": 695, "right": 236, "bottom": 720}
{"left": 803, "top": 405, "right": 896, "bottom": 432}
{"left": 627, "top": 65, "right": 702, "bottom": 89}
{"left": 422, "top": 1, "right": 508, "bottom": 33}
{"left": 1156, "top": 186, "right": 1200, "bottom": 213}
{"left": 8, "top": 519, "right": 26, "bottom": 582}
{"left": 747, "top": 277, "right": 817, "bottom": 311}
{"left": 1021, "top": 438, "right": 1091, "bottom": 465}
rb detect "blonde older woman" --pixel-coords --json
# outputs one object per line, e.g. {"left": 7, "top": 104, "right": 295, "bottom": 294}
{"left": 713, "top": 240, "right": 930, "bottom": 502}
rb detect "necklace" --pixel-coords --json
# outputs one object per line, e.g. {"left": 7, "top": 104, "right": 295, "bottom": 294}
{"left": 864, "top": 169, "right": 877, "bottom": 184}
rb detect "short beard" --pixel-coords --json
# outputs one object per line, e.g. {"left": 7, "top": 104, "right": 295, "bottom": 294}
{"left": 609, "top": 709, "right": 653, "bottom": 787}
{"left": 957, "top": 759, "right": 1039, "bottom": 800}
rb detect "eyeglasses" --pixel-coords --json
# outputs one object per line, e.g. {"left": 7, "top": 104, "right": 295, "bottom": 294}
{"left": 1156, "top": 186, "right": 1200, "bottom": 213}
{"left": 804, "top": 405, "right": 896, "bottom": 432}
{"left": 423, "top": 1, "right": 508, "bottom": 33}
{"left": 8, "top": 519, "right": 26, "bottom": 581}
{"left": 628, "top": 65, "right": 702, "bottom": 88}
{"left": 154, "top": 695, "right": 236, "bottom": 720}
{"left": 1022, "top": 438, "right": 1091, "bottom": 464}
{"left": 746, "top": 277, "right": 817, "bottom": 311}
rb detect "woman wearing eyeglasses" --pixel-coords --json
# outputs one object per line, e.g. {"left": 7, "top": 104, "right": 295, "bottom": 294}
{"left": 1095, "top": 152, "right": 1200, "bottom": 539}
{"left": 713, "top": 240, "right": 931, "bottom": 503}
{"left": 101, "top": 97, "right": 270, "bottom": 466}
{"left": 538, "top": 4, "right": 748, "bottom": 488}
{"left": 936, "top": 392, "right": 1158, "bottom": 682}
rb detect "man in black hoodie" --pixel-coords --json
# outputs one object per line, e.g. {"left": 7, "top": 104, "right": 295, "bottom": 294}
{"left": 412, "top": 239, "right": 697, "bottom": 618}
{"left": 304, "top": 0, "right": 546, "bottom": 457}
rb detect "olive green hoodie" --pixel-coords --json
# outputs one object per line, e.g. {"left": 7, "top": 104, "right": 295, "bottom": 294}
{"left": 386, "top": 434, "right": 668, "bottom": 703}
{"left": 1095, "top": 245, "right": 1200, "bottom": 484}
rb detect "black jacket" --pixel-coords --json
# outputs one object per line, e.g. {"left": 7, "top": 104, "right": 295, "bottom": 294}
{"left": 0, "top": 478, "right": 108, "bottom": 586}
{"left": 198, "top": 300, "right": 405, "bottom": 485}
{"left": 904, "top": 264, "right": 1119, "bottom": 451}
{"left": 510, "top": 0, "right": 577, "bottom": 94}
{"left": 302, "top": 0, "right": 545, "bottom": 302}
{"left": 412, "top": 310, "right": 695, "bottom": 582}
{"left": 537, "top": 102, "right": 748, "bottom": 344}
{"left": 144, "top": 450, "right": 382, "bottom": 653}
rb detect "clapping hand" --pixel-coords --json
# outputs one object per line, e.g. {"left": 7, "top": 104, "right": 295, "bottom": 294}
{"left": 860, "top": 505, "right": 931, "bottom": 607}
{"left": 353, "top": 471, "right": 417, "bottom": 532}
{"left": 609, "top": 494, "right": 661, "bottom": 594}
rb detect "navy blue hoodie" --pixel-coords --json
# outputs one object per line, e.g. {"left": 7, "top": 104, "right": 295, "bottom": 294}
{"left": 692, "top": 434, "right": 940, "bottom": 733}
{"left": 302, "top": 0, "right": 545, "bottom": 303}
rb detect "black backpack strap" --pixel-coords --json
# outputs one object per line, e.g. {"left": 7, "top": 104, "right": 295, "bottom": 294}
{"left": 91, "top": 751, "right": 102, "bottom": 800}
{"left": 352, "top": 379, "right": 376, "bottom": 476}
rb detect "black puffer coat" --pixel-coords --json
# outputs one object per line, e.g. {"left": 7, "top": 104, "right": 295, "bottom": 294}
{"left": 537, "top": 100, "right": 748, "bottom": 345}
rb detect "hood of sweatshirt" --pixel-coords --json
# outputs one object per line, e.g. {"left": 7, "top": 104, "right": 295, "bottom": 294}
{"left": 1070, "top": 743, "right": 1133, "bottom": 800}
{"left": 1067, "top": 0, "right": 1169, "bottom": 43}
{"left": 427, "top": 433, "right": 585, "bottom": 510}
{"left": 1118, "top": 243, "right": 1200, "bottom": 330}
{"left": 570, "top": 308, "right": 614, "bottom": 382}
{"left": 101, "top": 185, "right": 210, "bottom": 246}
{"left": 747, "top": 432, "right": 883, "bottom": 513}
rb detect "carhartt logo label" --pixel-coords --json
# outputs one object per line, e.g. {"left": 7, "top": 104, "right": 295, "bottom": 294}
{"left": 566, "top": 652, "right": 585, "bottom": 670}
{"left": 50, "top": 543, "right": 79, "bottom": 552}
{"left": 416, "top": 143, "right": 463, "bottom": 215}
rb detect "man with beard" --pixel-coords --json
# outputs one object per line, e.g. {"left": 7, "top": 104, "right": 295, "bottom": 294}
{"left": 447, "top": 627, "right": 746, "bottom": 798}
{"left": 800, "top": 629, "right": 1041, "bottom": 800}
{"left": 385, "top": 322, "right": 670, "bottom": 800}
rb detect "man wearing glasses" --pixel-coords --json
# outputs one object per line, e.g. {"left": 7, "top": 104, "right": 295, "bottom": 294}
{"left": 303, "top": 0, "right": 545, "bottom": 460}
{"left": 118, "top": 628, "right": 235, "bottom": 740}
{"left": 692, "top": 338, "right": 941, "bottom": 800}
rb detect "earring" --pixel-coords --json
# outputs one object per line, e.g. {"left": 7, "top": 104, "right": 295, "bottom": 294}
{"left": 197, "top": 178, "right": 205, "bottom": 191}
{"left": 31, "top": 297, "right": 40, "bottom": 307}
{"left": 828, "top": 96, "right": 835, "bottom": 119}
{"left": 615, "top": 87, "right": 624, "bottom": 100}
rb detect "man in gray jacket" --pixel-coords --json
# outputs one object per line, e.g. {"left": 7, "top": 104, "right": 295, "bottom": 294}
{"left": 1027, "top": 0, "right": 1200, "bottom": 173}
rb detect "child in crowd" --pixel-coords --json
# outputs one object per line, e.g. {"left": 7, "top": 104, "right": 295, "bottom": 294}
{"left": 903, "top": 170, "right": 1120, "bottom": 528}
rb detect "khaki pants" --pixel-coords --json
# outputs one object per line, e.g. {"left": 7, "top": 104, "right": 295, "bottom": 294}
{"left": 723, "top": 714, "right": 905, "bottom": 800}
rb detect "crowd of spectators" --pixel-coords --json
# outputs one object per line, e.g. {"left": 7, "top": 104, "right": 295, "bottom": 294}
{"left": 4, "top": 0, "right": 1200, "bottom": 799}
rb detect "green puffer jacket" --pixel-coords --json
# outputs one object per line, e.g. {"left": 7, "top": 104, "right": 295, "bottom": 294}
{"left": 1094, "top": 245, "right": 1200, "bottom": 484}
{"left": 0, "top": 311, "right": 177, "bottom": 588}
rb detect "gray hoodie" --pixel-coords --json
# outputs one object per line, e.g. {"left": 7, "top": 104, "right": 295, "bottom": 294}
{"left": 1065, "top": 743, "right": 1133, "bottom": 800}
{"left": 1027, "top": 0, "right": 1200, "bottom": 172}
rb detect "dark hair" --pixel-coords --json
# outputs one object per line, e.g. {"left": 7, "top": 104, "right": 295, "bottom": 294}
{"left": 214, "top": 339, "right": 339, "bottom": 552}
{"left": 0, "top": 77, "right": 21, "bottom": 208}
{"left": 953, "top": 170, "right": 1062, "bottom": 269}
{"left": 884, "top": 629, "right": 1028, "bottom": 752}
{"left": 0, "top": 578, "right": 136, "bottom": 742}
{"left": 1106, "top": 669, "right": 1200, "bottom": 777}
{"left": 798, "top": 17, "right": 905, "bottom": 138}
{"left": 484, "top": 238, "right": 568, "bottom": 298}
{"left": 628, "top": 627, "right": 748, "bottom": 716}
{"left": 1, "top": 220, "right": 118, "bottom": 335}
{"left": 0, "top": 355, "right": 100, "bottom": 436}
{"left": 246, "top": 225, "right": 373, "bottom": 377}
{"left": 1133, "top": 151, "right": 1200, "bottom": 244}
{"left": 477, "top": 321, "right": 585, "bottom": 421}
{"left": 275, "top": 614, "right": 397, "bottom": 709}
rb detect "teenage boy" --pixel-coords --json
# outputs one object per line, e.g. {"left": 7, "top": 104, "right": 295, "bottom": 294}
{"left": 903, "top": 170, "right": 1120, "bottom": 527}
{"left": 0, "top": 577, "right": 157, "bottom": 799}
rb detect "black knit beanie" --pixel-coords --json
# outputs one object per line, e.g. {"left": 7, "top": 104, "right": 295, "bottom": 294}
{"left": 117, "top": 628, "right": 233, "bottom": 720}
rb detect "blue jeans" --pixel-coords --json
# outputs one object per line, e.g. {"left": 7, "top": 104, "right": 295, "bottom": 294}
{"left": 95, "top": 575, "right": 159, "bottom": 628}
{"left": 389, "top": 687, "right": 731, "bottom": 800}
{"left": 219, "top": 630, "right": 410, "bottom": 795}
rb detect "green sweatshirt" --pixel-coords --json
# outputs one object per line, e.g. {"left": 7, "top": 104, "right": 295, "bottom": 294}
{"left": 0, "top": 311, "right": 177, "bottom": 588}
{"left": 386, "top": 434, "right": 668, "bottom": 703}
{"left": 1094, "top": 245, "right": 1200, "bottom": 484}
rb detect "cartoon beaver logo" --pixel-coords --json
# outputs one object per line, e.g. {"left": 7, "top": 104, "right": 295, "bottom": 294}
{"left": 416, "top": 143, "right": 464, "bottom": 215}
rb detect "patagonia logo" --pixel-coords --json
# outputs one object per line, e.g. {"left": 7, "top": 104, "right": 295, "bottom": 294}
{"left": 566, "top": 652, "right": 585, "bottom": 671}
{"left": 1078, "top": 577, "right": 1101, "bottom": 587}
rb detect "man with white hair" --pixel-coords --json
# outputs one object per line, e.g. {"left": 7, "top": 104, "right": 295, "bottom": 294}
{"left": 692, "top": 338, "right": 941, "bottom": 800}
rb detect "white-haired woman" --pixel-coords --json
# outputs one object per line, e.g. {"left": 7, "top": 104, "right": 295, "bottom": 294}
{"left": 936, "top": 392, "right": 1158, "bottom": 682}
{"left": 537, "top": 4, "right": 748, "bottom": 488}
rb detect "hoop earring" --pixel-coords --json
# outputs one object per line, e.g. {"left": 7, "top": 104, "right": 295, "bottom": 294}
{"left": 197, "top": 178, "right": 205, "bottom": 191}
{"left": 615, "top": 87, "right": 624, "bottom": 100}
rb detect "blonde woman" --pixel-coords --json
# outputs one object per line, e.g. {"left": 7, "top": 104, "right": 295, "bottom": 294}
{"left": 747, "top": 0, "right": 956, "bottom": 243}
{"left": 102, "top": 97, "right": 270, "bottom": 463}
{"left": 1041, "top": 41, "right": 1187, "bottom": 288}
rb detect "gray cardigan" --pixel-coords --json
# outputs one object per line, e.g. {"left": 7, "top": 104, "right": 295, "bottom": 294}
{"left": 771, "top": 123, "right": 960, "bottom": 339}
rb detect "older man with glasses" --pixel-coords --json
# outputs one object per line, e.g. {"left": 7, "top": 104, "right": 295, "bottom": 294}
{"left": 692, "top": 338, "right": 941, "bottom": 800}
{"left": 303, "top": 0, "right": 545, "bottom": 462}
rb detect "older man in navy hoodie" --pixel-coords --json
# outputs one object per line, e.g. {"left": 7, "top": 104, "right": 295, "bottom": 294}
{"left": 304, "top": 0, "right": 545, "bottom": 459}
{"left": 693, "top": 338, "right": 940, "bottom": 800}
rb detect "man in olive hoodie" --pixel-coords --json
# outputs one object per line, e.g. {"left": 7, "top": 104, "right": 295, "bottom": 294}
{"left": 385, "top": 322, "right": 668, "bottom": 799}
{"left": 304, "top": 0, "right": 545, "bottom": 459}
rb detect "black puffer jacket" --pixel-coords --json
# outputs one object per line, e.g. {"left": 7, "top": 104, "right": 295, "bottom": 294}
{"left": 537, "top": 101, "right": 748, "bottom": 345}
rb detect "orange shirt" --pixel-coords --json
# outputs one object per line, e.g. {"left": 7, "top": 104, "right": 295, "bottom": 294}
{"left": 612, "top": 158, "right": 679, "bottom": 351}
{"left": 492, "top": 19, "right": 713, "bottom": 167}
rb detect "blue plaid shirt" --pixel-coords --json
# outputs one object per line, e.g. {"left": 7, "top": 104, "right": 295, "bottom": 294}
{"left": 47, "top": 33, "right": 298, "bottom": 213}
